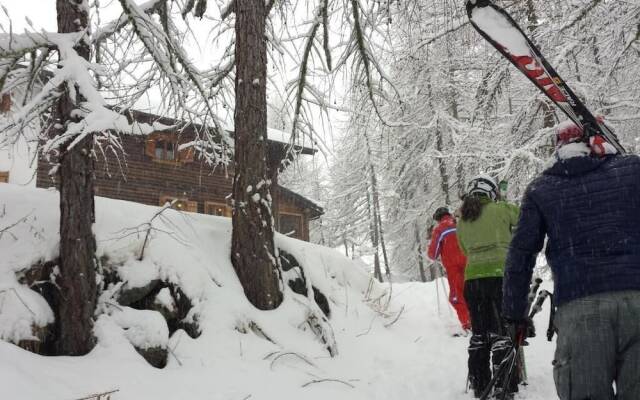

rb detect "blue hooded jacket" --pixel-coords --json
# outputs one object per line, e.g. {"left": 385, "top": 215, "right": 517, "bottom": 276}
{"left": 502, "top": 154, "right": 640, "bottom": 320}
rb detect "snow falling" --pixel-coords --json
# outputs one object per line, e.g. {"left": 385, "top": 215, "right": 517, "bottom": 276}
{"left": 1, "top": 0, "right": 640, "bottom": 399}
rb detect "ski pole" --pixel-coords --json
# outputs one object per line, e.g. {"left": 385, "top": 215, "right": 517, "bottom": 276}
{"left": 480, "top": 290, "right": 551, "bottom": 400}
{"left": 437, "top": 263, "right": 453, "bottom": 316}
{"left": 433, "top": 263, "right": 441, "bottom": 316}
{"left": 526, "top": 278, "right": 543, "bottom": 315}
{"left": 479, "top": 346, "right": 518, "bottom": 400}
{"left": 465, "top": 371, "right": 470, "bottom": 394}
{"left": 500, "top": 291, "right": 552, "bottom": 396}
{"left": 517, "top": 277, "right": 542, "bottom": 384}
{"left": 546, "top": 292, "right": 556, "bottom": 342}
{"left": 529, "top": 290, "right": 551, "bottom": 318}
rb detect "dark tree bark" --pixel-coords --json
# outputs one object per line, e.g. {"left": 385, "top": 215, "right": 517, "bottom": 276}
{"left": 366, "top": 188, "right": 383, "bottom": 282}
{"left": 54, "top": 0, "right": 97, "bottom": 355}
{"left": 366, "top": 138, "right": 389, "bottom": 280}
{"left": 362, "top": 130, "right": 390, "bottom": 280}
{"left": 343, "top": 234, "right": 349, "bottom": 258}
{"left": 425, "top": 73, "right": 452, "bottom": 205}
{"left": 434, "top": 122, "right": 451, "bottom": 205}
{"left": 231, "top": 0, "right": 282, "bottom": 310}
{"left": 414, "top": 222, "right": 427, "bottom": 283}
{"left": 525, "top": 0, "right": 539, "bottom": 32}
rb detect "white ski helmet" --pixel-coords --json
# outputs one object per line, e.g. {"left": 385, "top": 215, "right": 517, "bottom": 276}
{"left": 466, "top": 174, "right": 498, "bottom": 201}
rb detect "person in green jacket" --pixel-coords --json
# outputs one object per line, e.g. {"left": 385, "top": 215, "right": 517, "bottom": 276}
{"left": 456, "top": 174, "right": 519, "bottom": 399}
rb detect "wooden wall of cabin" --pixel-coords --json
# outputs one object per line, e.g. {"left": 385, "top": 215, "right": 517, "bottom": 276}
{"left": 36, "top": 134, "right": 313, "bottom": 241}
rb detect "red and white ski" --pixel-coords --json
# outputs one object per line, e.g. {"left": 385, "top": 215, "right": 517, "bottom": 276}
{"left": 466, "top": 0, "right": 626, "bottom": 155}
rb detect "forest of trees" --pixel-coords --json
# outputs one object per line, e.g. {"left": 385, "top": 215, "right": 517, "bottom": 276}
{"left": 284, "top": 0, "right": 640, "bottom": 281}
{"left": 1, "top": 0, "right": 639, "bottom": 355}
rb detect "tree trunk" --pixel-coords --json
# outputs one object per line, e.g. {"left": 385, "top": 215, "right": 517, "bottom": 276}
{"left": 525, "top": 0, "right": 538, "bottom": 32}
{"left": 376, "top": 209, "right": 391, "bottom": 278}
{"left": 434, "top": 119, "right": 451, "bottom": 205}
{"left": 231, "top": 0, "right": 282, "bottom": 310}
{"left": 54, "top": 0, "right": 97, "bottom": 355}
{"left": 369, "top": 158, "right": 390, "bottom": 278}
{"left": 427, "top": 73, "right": 451, "bottom": 205}
{"left": 414, "top": 222, "right": 427, "bottom": 283}
{"left": 363, "top": 131, "right": 388, "bottom": 281}
{"left": 366, "top": 188, "right": 383, "bottom": 282}
{"left": 541, "top": 100, "right": 556, "bottom": 129}
{"left": 367, "top": 141, "right": 390, "bottom": 279}
{"left": 343, "top": 233, "right": 349, "bottom": 258}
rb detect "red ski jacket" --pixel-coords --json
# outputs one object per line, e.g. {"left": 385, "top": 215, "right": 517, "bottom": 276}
{"left": 427, "top": 215, "right": 467, "bottom": 271}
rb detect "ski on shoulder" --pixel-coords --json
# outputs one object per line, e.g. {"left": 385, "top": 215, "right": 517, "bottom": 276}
{"left": 466, "top": 0, "right": 626, "bottom": 155}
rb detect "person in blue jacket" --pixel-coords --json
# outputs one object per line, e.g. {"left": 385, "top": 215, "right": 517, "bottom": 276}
{"left": 502, "top": 120, "right": 640, "bottom": 400}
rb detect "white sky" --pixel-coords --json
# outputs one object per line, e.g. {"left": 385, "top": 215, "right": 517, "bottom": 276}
{"left": 1, "top": 0, "right": 224, "bottom": 71}
{"left": 1, "top": 0, "right": 56, "bottom": 31}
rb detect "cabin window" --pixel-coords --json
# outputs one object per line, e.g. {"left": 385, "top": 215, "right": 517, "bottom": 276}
{"left": 154, "top": 138, "right": 176, "bottom": 161}
{"left": 145, "top": 133, "right": 194, "bottom": 163}
{"left": 205, "top": 201, "right": 231, "bottom": 217}
{"left": 159, "top": 196, "right": 198, "bottom": 213}
{"left": 279, "top": 213, "right": 303, "bottom": 240}
{"left": 0, "top": 171, "right": 8, "bottom": 183}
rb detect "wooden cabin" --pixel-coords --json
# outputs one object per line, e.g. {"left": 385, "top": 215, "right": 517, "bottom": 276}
{"left": 36, "top": 110, "right": 322, "bottom": 241}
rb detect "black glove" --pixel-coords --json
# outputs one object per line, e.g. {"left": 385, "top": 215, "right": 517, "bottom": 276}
{"left": 504, "top": 318, "right": 535, "bottom": 346}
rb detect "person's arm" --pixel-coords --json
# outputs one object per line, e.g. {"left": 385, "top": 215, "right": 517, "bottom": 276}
{"left": 504, "top": 201, "right": 520, "bottom": 228}
{"left": 427, "top": 223, "right": 442, "bottom": 260}
{"left": 457, "top": 224, "right": 468, "bottom": 256}
{"left": 502, "top": 186, "right": 546, "bottom": 320}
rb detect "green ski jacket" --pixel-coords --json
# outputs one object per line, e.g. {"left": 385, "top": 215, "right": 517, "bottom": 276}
{"left": 457, "top": 199, "right": 520, "bottom": 281}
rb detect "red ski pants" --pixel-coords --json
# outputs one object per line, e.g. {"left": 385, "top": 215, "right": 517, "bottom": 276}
{"left": 445, "top": 266, "right": 471, "bottom": 330}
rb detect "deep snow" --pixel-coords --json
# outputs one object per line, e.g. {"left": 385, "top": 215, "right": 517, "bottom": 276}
{"left": 0, "top": 184, "right": 557, "bottom": 399}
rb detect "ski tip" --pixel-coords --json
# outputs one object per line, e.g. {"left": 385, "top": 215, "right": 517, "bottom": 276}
{"left": 466, "top": 0, "right": 494, "bottom": 21}
{"left": 465, "top": 0, "right": 477, "bottom": 16}
{"left": 466, "top": 0, "right": 491, "bottom": 10}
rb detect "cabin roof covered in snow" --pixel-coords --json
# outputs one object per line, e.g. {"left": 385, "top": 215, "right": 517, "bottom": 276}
{"left": 126, "top": 109, "right": 317, "bottom": 155}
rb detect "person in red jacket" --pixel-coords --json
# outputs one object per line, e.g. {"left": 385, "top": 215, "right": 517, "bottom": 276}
{"left": 428, "top": 207, "right": 471, "bottom": 331}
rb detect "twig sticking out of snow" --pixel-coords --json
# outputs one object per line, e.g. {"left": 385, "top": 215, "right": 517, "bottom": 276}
{"left": 265, "top": 351, "right": 317, "bottom": 371}
{"left": 363, "top": 275, "right": 375, "bottom": 301}
{"left": 356, "top": 303, "right": 402, "bottom": 336}
{"left": 104, "top": 301, "right": 124, "bottom": 312}
{"left": 0, "top": 210, "right": 33, "bottom": 240}
{"left": 355, "top": 315, "right": 377, "bottom": 338}
{"left": 72, "top": 389, "right": 119, "bottom": 400}
{"left": 301, "top": 378, "right": 356, "bottom": 389}
{"left": 138, "top": 199, "right": 177, "bottom": 260}
{"left": 236, "top": 320, "right": 275, "bottom": 344}
{"left": 167, "top": 344, "right": 183, "bottom": 366}
{"left": 383, "top": 305, "right": 405, "bottom": 328}
{"left": 291, "top": 296, "right": 338, "bottom": 356}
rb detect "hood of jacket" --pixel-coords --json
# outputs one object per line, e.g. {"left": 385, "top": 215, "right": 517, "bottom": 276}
{"left": 543, "top": 155, "right": 614, "bottom": 178}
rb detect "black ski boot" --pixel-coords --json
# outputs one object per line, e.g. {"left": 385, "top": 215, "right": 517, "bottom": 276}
{"left": 491, "top": 388, "right": 514, "bottom": 400}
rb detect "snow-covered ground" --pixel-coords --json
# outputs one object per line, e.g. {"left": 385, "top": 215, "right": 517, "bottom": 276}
{"left": 0, "top": 184, "right": 557, "bottom": 400}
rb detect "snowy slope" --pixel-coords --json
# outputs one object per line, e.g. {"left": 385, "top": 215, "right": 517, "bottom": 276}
{"left": 0, "top": 184, "right": 557, "bottom": 400}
